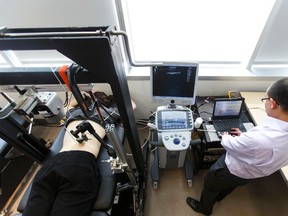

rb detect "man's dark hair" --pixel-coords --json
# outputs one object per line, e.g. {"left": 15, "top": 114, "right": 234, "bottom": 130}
{"left": 267, "top": 78, "right": 288, "bottom": 112}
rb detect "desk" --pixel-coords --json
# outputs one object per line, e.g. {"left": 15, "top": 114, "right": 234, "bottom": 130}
{"left": 196, "top": 96, "right": 251, "bottom": 143}
{"left": 241, "top": 92, "right": 288, "bottom": 184}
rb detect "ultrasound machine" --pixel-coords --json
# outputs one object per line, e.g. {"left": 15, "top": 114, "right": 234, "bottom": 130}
{"left": 149, "top": 63, "right": 199, "bottom": 189}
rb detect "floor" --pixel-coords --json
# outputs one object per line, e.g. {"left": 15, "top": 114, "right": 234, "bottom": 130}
{"left": 3, "top": 129, "right": 288, "bottom": 216}
{"left": 1, "top": 165, "right": 39, "bottom": 216}
{"left": 144, "top": 150, "right": 288, "bottom": 216}
{"left": 0, "top": 125, "right": 61, "bottom": 216}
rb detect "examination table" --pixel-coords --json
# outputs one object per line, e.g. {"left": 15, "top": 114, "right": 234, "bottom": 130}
{"left": 15, "top": 112, "right": 125, "bottom": 216}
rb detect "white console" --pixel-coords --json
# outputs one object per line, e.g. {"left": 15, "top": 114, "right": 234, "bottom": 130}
{"left": 155, "top": 105, "right": 194, "bottom": 151}
{"left": 160, "top": 131, "right": 191, "bottom": 151}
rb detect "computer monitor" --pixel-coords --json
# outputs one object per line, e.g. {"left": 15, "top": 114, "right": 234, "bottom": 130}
{"left": 151, "top": 62, "right": 198, "bottom": 106}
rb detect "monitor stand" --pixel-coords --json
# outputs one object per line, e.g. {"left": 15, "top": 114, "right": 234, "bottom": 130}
{"left": 168, "top": 100, "right": 177, "bottom": 109}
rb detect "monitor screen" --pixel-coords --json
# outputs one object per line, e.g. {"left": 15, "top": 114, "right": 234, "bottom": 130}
{"left": 156, "top": 109, "right": 193, "bottom": 131}
{"left": 212, "top": 98, "right": 244, "bottom": 119}
{"left": 151, "top": 63, "right": 198, "bottom": 105}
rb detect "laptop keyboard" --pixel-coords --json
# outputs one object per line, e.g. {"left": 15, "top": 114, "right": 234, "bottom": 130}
{"left": 213, "top": 119, "right": 245, "bottom": 131}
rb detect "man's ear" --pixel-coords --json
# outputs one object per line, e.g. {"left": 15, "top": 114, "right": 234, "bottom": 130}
{"left": 270, "top": 98, "right": 279, "bottom": 108}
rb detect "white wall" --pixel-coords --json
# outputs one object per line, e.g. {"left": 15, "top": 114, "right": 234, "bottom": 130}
{"left": 0, "top": 0, "right": 119, "bottom": 28}
{"left": 127, "top": 78, "right": 273, "bottom": 120}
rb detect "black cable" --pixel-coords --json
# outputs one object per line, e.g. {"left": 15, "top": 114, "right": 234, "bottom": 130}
{"left": 63, "top": 92, "right": 69, "bottom": 107}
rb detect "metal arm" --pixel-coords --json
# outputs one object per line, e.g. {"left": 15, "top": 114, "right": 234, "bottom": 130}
{"left": 0, "top": 92, "right": 16, "bottom": 119}
{"left": 70, "top": 121, "right": 116, "bottom": 158}
{"left": 67, "top": 63, "right": 98, "bottom": 119}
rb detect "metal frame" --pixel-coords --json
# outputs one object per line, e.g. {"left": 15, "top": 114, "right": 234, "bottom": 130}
{"left": 0, "top": 26, "right": 144, "bottom": 174}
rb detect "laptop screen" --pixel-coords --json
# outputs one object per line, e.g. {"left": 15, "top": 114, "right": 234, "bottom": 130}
{"left": 212, "top": 98, "right": 244, "bottom": 120}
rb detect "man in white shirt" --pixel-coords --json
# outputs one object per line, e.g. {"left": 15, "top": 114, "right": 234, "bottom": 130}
{"left": 186, "top": 78, "right": 288, "bottom": 215}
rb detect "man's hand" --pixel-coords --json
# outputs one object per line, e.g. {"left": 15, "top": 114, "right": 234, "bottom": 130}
{"left": 229, "top": 128, "right": 242, "bottom": 136}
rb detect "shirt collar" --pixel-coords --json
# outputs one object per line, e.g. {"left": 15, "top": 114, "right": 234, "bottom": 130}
{"left": 263, "top": 115, "right": 288, "bottom": 132}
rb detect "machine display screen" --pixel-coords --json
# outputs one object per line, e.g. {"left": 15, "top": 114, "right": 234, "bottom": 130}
{"left": 151, "top": 63, "right": 198, "bottom": 105}
{"left": 156, "top": 110, "right": 193, "bottom": 131}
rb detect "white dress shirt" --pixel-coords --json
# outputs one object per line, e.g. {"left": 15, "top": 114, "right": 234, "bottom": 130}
{"left": 221, "top": 116, "right": 288, "bottom": 179}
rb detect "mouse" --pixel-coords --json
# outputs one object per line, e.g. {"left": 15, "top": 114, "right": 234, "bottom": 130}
{"left": 194, "top": 117, "right": 203, "bottom": 129}
{"left": 216, "top": 131, "right": 222, "bottom": 138}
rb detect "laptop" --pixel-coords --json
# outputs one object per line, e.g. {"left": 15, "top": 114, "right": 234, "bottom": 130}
{"left": 212, "top": 98, "right": 246, "bottom": 132}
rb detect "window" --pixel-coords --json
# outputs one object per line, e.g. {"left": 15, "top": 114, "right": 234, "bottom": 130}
{"left": 0, "top": 50, "right": 72, "bottom": 67}
{"left": 0, "top": 53, "right": 7, "bottom": 67}
{"left": 0, "top": 0, "right": 119, "bottom": 69}
{"left": 1, "top": 0, "right": 287, "bottom": 77}
{"left": 248, "top": 0, "right": 288, "bottom": 76}
{"left": 121, "top": 0, "right": 278, "bottom": 76}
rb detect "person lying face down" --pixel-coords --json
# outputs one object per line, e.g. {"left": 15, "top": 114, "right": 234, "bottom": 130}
{"left": 23, "top": 93, "right": 137, "bottom": 216}
{"left": 23, "top": 120, "right": 105, "bottom": 216}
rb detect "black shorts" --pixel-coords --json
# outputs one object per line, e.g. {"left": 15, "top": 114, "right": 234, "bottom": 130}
{"left": 23, "top": 151, "right": 100, "bottom": 216}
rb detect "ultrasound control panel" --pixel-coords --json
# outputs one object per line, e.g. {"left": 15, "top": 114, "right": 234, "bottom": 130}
{"left": 160, "top": 131, "right": 191, "bottom": 151}
{"left": 155, "top": 106, "right": 193, "bottom": 151}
